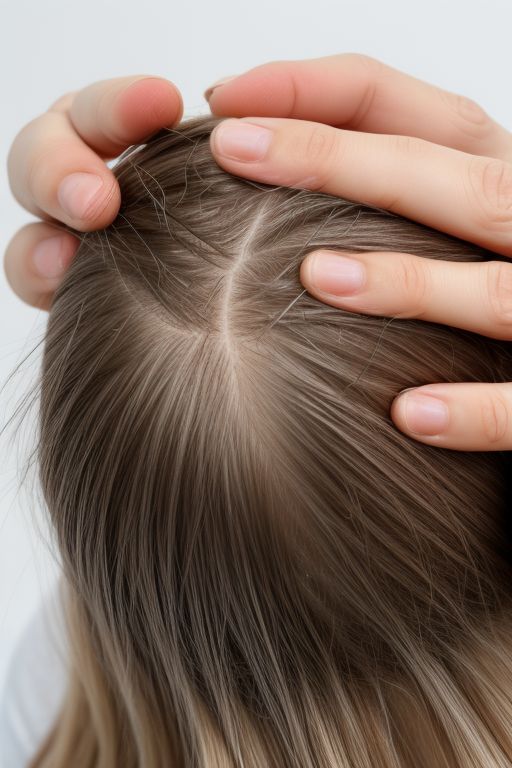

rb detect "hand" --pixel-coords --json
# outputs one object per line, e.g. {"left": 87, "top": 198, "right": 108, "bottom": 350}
{"left": 5, "top": 76, "right": 183, "bottom": 309}
{"left": 205, "top": 54, "right": 512, "bottom": 452}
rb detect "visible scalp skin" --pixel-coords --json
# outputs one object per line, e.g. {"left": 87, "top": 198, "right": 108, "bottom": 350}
{"left": 34, "top": 116, "right": 512, "bottom": 768}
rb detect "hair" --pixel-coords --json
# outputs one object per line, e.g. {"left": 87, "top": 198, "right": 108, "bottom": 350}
{"left": 31, "top": 114, "right": 512, "bottom": 767}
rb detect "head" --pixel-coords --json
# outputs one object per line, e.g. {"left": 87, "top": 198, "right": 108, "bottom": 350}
{"left": 34, "top": 115, "right": 512, "bottom": 768}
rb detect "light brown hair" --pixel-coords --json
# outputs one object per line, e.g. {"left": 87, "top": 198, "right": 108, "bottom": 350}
{"left": 33, "top": 114, "right": 512, "bottom": 767}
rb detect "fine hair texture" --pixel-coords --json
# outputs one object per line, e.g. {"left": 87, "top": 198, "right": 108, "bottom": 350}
{"left": 33, "top": 114, "right": 512, "bottom": 768}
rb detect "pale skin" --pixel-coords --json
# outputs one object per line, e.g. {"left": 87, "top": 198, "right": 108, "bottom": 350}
{"left": 6, "top": 55, "right": 512, "bottom": 451}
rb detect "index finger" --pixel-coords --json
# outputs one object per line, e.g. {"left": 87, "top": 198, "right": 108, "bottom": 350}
{"left": 206, "top": 54, "right": 512, "bottom": 163}
{"left": 8, "top": 75, "right": 183, "bottom": 230}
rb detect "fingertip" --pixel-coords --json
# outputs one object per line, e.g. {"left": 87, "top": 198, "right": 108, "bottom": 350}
{"left": 391, "top": 388, "right": 450, "bottom": 439}
{"left": 205, "top": 74, "right": 250, "bottom": 115}
{"left": 299, "top": 252, "right": 315, "bottom": 290}
{"left": 56, "top": 171, "right": 120, "bottom": 231}
{"left": 4, "top": 223, "right": 79, "bottom": 310}
{"left": 390, "top": 390, "right": 410, "bottom": 434}
{"left": 206, "top": 62, "right": 292, "bottom": 117}
{"left": 207, "top": 84, "right": 236, "bottom": 114}
{"left": 300, "top": 250, "right": 327, "bottom": 294}
{"left": 203, "top": 75, "right": 240, "bottom": 104}
{"left": 113, "top": 77, "right": 184, "bottom": 140}
{"left": 300, "top": 250, "right": 367, "bottom": 298}
{"left": 31, "top": 232, "right": 78, "bottom": 280}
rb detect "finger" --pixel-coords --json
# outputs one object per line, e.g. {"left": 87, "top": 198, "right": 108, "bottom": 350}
{"left": 209, "top": 117, "right": 512, "bottom": 257}
{"left": 7, "top": 75, "right": 183, "bottom": 231}
{"left": 66, "top": 75, "right": 183, "bottom": 159}
{"left": 205, "top": 54, "right": 512, "bottom": 162}
{"left": 4, "top": 222, "right": 79, "bottom": 310}
{"left": 300, "top": 250, "right": 512, "bottom": 341}
{"left": 390, "top": 382, "right": 512, "bottom": 451}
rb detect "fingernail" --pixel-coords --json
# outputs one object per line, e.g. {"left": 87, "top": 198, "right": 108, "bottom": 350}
{"left": 306, "top": 251, "right": 366, "bottom": 295}
{"left": 401, "top": 391, "right": 450, "bottom": 436}
{"left": 32, "top": 236, "right": 73, "bottom": 279}
{"left": 203, "top": 74, "right": 239, "bottom": 101}
{"left": 213, "top": 120, "right": 273, "bottom": 162}
{"left": 58, "top": 172, "right": 104, "bottom": 221}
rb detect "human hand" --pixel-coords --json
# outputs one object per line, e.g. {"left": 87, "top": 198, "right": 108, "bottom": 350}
{"left": 205, "top": 54, "right": 512, "bottom": 452}
{"left": 5, "top": 76, "right": 183, "bottom": 309}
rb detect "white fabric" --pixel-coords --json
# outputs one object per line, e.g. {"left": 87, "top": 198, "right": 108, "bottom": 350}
{"left": 0, "top": 588, "right": 68, "bottom": 768}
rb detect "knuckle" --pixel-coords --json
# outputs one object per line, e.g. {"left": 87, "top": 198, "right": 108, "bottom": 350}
{"left": 441, "top": 90, "right": 492, "bottom": 145}
{"left": 391, "top": 134, "right": 430, "bottom": 159}
{"left": 302, "top": 126, "right": 341, "bottom": 191}
{"left": 337, "top": 55, "right": 383, "bottom": 131}
{"left": 395, "top": 255, "right": 428, "bottom": 315}
{"left": 485, "top": 261, "right": 512, "bottom": 333}
{"left": 342, "top": 52, "right": 382, "bottom": 71}
{"left": 467, "top": 157, "right": 512, "bottom": 231}
{"left": 48, "top": 91, "right": 77, "bottom": 113}
{"left": 480, "top": 392, "right": 510, "bottom": 445}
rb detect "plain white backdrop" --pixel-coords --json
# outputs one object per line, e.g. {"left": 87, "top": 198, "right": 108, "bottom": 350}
{"left": 1, "top": 0, "right": 512, "bottom": 705}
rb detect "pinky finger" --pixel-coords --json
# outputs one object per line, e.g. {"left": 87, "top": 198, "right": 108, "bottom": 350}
{"left": 391, "top": 382, "right": 512, "bottom": 451}
{"left": 4, "top": 222, "right": 79, "bottom": 310}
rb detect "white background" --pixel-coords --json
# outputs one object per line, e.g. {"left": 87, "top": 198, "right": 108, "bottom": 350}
{"left": 1, "top": 0, "right": 512, "bottom": 703}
